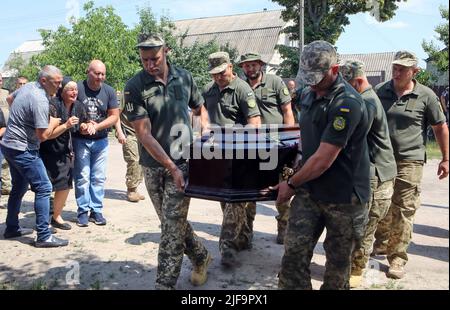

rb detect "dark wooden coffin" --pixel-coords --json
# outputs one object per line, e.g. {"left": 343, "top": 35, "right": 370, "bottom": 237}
{"left": 185, "top": 125, "right": 300, "bottom": 202}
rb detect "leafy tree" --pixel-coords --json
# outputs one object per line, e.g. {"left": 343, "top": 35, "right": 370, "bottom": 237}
{"left": 24, "top": 1, "right": 137, "bottom": 90}
{"left": 2, "top": 53, "right": 30, "bottom": 90}
{"left": 415, "top": 69, "right": 437, "bottom": 88}
{"left": 271, "top": 0, "right": 407, "bottom": 77}
{"left": 422, "top": 5, "right": 449, "bottom": 73}
{"left": 14, "top": 2, "right": 240, "bottom": 90}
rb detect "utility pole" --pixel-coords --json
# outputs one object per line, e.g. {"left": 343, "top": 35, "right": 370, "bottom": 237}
{"left": 295, "top": 0, "right": 305, "bottom": 87}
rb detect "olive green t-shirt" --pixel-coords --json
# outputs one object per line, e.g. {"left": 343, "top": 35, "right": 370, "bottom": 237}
{"left": 361, "top": 87, "right": 397, "bottom": 182}
{"left": 298, "top": 74, "right": 370, "bottom": 204}
{"left": 202, "top": 76, "right": 260, "bottom": 126}
{"left": 375, "top": 79, "right": 446, "bottom": 161}
{"left": 123, "top": 64, "right": 203, "bottom": 168}
{"left": 247, "top": 73, "right": 291, "bottom": 125}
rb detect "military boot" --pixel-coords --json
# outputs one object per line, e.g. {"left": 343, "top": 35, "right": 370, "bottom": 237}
{"left": 276, "top": 221, "right": 287, "bottom": 244}
{"left": 138, "top": 192, "right": 145, "bottom": 200}
{"left": 387, "top": 262, "right": 405, "bottom": 279}
{"left": 349, "top": 268, "right": 364, "bottom": 288}
{"left": 191, "top": 253, "right": 212, "bottom": 286}
{"left": 221, "top": 249, "right": 238, "bottom": 268}
{"left": 127, "top": 188, "right": 141, "bottom": 203}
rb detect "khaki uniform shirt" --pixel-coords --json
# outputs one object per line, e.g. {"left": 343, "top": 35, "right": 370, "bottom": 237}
{"left": 0, "top": 88, "right": 9, "bottom": 120}
{"left": 298, "top": 74, "right": 370, "bottom": 204}
{"left": 375, "top": 80, "right": 446, "bottom": 161}
{"left": 361, "top": 87, "right": 397, "bottom": 182}
{"left": 123, "top": 64, "right": 203, "bottom": 168}
{"left": 202, "top": 76, "right": 260, "bottom": 126}
{"left": 247, "top": 73, "right": 291, "bottom": 125}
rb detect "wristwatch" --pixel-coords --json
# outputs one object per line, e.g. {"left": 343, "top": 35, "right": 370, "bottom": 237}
{"left": 287, "top": 178, "right": 296, "bottom": 190}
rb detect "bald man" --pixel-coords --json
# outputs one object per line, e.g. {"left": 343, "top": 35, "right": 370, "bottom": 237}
{"left": 73, "top": 60, "right": 119, "bottom": 227}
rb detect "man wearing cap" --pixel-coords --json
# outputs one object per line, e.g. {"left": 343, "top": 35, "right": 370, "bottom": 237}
{"left": 273, "top": 40, "right": 370, "bottom": 289}
{"left": 73, "top": 60, "right": 119, "bottom": 227}
{"left": 372, "top": 50, "right": 449, "bottom": 279}
{"left": 123, "top": 33, "right": 211, "bottom": 290}
{"left": 339, "top": 59, "right": 397, "bottom": 287}
{"left": 202, "top": 51, "right": 261, "bottom": 268}
{"left": 239, "top": 52, "right": 294, "bottom": 244}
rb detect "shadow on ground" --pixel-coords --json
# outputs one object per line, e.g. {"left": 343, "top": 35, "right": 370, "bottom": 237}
{"left": 413, "top": 223, "right": 449, "bottom": 239}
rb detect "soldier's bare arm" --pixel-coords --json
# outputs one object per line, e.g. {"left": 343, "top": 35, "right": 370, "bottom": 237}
{"left": 247, "top": 115, "right": 261, "bottom": 127}
{"left": 114, "top": 117, "right": 127, "bottom": 144}
{"left": 132, "top": 117, "right": 185, "bottom": 190}
{"left": 192, "top": 104, "right": 210, "bottom": 135}
{"left": 432, "top": 122, "right": 449, "bottom": 179}
{"left": 281, "top": 101, "right": 295, "bottom": 126}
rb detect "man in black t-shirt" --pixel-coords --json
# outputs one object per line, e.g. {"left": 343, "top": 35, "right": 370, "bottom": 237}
{"left": 73, "top": 60, "right": 119, "bottom": 227}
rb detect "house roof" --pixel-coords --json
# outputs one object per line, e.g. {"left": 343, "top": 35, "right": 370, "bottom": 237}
{"left": 1, "top": 40, "right": 45, "bottom": 76}
{"left": 12, "top": 40, "right": 45, "bottom": 54}
{"left": 173, "top": 10, "right": 288, "bottom": 63}
{"left": 339, "top": 52, "right": 396, "bottom": 81}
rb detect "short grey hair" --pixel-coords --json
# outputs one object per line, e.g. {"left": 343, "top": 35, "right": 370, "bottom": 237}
{"left": 38, "top": 65, "right": 62, "bottom": 80}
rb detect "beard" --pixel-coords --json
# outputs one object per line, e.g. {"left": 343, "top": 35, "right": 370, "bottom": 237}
{"left": 246, "top": 71, "right": 261, "bottom": 81}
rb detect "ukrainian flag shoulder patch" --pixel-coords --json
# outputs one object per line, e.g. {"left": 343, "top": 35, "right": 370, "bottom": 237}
{"left": 340, "top": 106, "right": 350, "bottom": 113}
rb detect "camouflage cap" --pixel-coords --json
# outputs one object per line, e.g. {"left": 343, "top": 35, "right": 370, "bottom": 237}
{"left": 136, "top": 33, "right": 165, "bottom": 49}
{"left": 208, "top": 52, "right": 230, "bottom": 74}
{"left": 238, "top": 53, "right": 266, "bottom": 66}
{"left": 339, "top": 59, "right": 366, "bottom": 82}
{"left": 299, "top": 40, "right": 338, "bottom": 86}
{"left": 392, "top": 50, "right": 418, "bottom": 67}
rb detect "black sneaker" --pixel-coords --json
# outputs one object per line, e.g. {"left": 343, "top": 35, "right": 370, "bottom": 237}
{"left": 3, "top": 228, "right": 34, "bottom": 239}
{"left": 89, "top": 212, "right": 107, "bottom": 226}
{"left": 35, "top": 235, "right": 69, "bottom": 248}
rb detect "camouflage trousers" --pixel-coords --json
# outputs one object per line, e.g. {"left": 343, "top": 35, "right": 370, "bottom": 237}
{"left": 219, "top": 201, "right": 256, "bottom": 254}
{"left": 1, "top": 159, "right": 11, "bottom": 191}
{"left": 143, "top": 163, "right": 209, "bottom": 290}
{"left": 122, "top": 133, "right": 143, "bottom": 190}
{"left": 374, "top": 160, "right": 423, "bottom": 265}
{"left": 278, "top": 189, "right": 368, "bottom": 290}
{"left": 276, "top": 200, "right": 290, "bottom": 228}
{"left": 351, "top": 178, "right": 394, "bottom": 272}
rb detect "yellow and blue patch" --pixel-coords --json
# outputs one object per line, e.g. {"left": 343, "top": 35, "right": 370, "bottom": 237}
{"left": 333, "top": 116, "right": 346, "bottom": 131}
{"left": 340, "top": 106, "right": 350, "bottom": 113}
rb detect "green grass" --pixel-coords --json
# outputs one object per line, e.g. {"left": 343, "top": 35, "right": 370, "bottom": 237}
{"left": 90, "top": 280, "right": 101, "bottom": 290}
{"left": 30, "top": 279, "right": 48, "bottom": 290}
{"left": 426, "top": 141, "right": 442, "bottom": 160}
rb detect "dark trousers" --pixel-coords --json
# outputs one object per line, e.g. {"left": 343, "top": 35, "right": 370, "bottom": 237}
{"left": 1, "top": 145, "right": 52, "bottom": 242}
